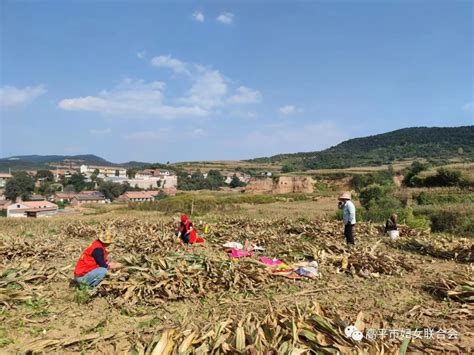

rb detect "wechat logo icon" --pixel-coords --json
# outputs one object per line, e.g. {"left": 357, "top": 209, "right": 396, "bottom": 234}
{"left": 345, "top": 325, "right": 363, "bottom": 341}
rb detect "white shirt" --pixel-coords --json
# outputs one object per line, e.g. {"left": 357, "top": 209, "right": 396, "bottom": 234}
{"left": 342, "top": 200, "right": 356, "bottom": 225}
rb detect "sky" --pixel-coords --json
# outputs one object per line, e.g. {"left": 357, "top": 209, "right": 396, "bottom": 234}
{"left": 0, "top": 0, "right": 473, "bottom": 163}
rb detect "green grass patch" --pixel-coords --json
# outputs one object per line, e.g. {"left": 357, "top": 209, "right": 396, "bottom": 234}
{"left": 414, "top": 204, "right": 474, "bottom": 236}
{"left": 416, "top": 191, "right": 474, "bottom": 205}
{"left": 128, "top": 193, "right": 312, "bottom": 215}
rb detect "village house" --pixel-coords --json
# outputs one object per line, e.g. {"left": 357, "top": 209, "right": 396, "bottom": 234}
{"left": 53, "top": 169, "right": 74, "bottom": 182}
{"left": 7, "top": 200, "right": 58, "bottom": 218}
{"left": 135, "top": 168, "right": 173, "bottom": 178}
{"left": 80, "top": 164, "right": 127, "bottom": 178}
{"left": 26, "top": 194, "right": 46, "bottom": 201}
{"left": 118, "top": 190, "right": 159, "bottom": 202}
{"left": 70, "top": 193, "right": 106, "bottom": 206}
{"left": 104, "top": 175, "right": 178, "bottom": 190}
{"left": 0, "top": 173, "right": 12, "bottom": 188}
{"left": 53, "top": 192, "right": 76, "bottom": 203}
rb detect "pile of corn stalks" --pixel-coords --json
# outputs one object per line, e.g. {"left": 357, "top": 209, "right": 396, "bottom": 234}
{"left": 19, "top": 302, "right": 414, "bottom": 354}
{"left": 425, "top": 276, "right": 474, "bottom": 303}
{"left": 129, "top": 302, "right": 409, "bottom": 354}
{"left": 327, "top": 241, "right": 414, "bottom": 277}
{"left": 0, "top": 263, "right": 69, "bottom": 308}
{"left": 394, "top": 237, "right": 473, "bottom": 263}
{"left": 99, "top": 253, "right": 269, "bottom": 306}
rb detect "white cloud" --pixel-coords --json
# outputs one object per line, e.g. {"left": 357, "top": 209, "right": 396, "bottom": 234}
{"left": 59, "top": 55, "right": 261, "bottom": 119}
{"left": 463, "top": 101, "right": 474, "bottom": 112}
{"left": 217, "top": 12, "right": 234, "bottom": 24}
{"left": 279, "top": 105, "right": 303, "bottom": 115}
{"left": 180, "top": 68, "right": 228, "bottom": 109}
{"left": 227, "top": 86, "right": 261, "bottom": 104}
{"left": 150, "top": 55, "right": 189, "bottom": 74}
{"left": 59, "top": 78, "right": 209, "bottom": 119}
{"left": 90, "top": 128, "right": 111, "bottom": 135}
{"left": 0, "top": 84, "right": 47, "bottom": 108}
{"left": 136, "top": 51, "right": 146, "bottom": 59}
{"left": 193, "top": 11, "right": 205, "bottom": 22}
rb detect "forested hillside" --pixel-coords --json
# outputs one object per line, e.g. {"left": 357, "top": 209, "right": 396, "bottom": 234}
{"left": 249, "top": 126, "right": 474, "bottom": 169}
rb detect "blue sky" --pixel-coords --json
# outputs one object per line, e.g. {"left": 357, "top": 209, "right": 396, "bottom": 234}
{"left": 1, "top": 0, "right": 472, "bottom": 163}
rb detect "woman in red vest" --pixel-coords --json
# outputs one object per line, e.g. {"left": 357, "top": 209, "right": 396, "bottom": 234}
{"left": 74, "top": 230, "right": 122, "bottom": 288}
{"left": 176, "top": 215, "right": 205, "bottom": 244}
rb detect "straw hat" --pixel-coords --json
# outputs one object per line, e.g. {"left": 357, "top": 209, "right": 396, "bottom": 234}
{"left": 98, "top": 229, "right": 114, "bottom": 244}
{"left": 338, "top": 192, "right": 351, "bottom": 200}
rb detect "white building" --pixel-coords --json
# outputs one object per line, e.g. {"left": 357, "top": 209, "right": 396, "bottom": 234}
{"left": 7, "top": 200, "right": 58, "bottom": 218}
{"left": 104, "top": 175, "right": 177, "bottom": 190}
{"left": 80, "top": 164, "right": 127, "bottom": 178}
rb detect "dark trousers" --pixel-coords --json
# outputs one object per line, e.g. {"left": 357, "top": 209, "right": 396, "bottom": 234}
{"left": 180, "top": 231, "right": 191, "bottom": 244}
{"left": 344, "top": 223, "right": 355, "bottom": 245}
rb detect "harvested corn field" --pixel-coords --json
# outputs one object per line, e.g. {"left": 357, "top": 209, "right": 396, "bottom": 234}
{"left": 1, "top": 212, "right": 473, "bottom": 353}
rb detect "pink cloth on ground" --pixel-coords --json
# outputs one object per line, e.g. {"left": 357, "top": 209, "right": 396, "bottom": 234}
{"left": 260, "top": 257, "right": 282, "bottom": 266}
{"left": 228, "top": 248, "right": 252, "bottom": 258}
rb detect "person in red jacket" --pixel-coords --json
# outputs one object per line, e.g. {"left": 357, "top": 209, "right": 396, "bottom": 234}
{"left": 176, "top": 215, "right": 205, "bottom": 244}
{"left": 74, "top": 230, "right": 122, "bottom": 288}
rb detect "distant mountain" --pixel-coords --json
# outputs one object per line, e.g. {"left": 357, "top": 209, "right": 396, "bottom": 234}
{"left": 248, "top": 126, "right": 474, "bottom": 169}
{"left": 0, "top": 154, "right": 149, "bottom": 172}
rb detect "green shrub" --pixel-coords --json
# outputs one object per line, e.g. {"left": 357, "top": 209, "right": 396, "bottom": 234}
{"left": 404, "top": 207, "right": 430, "bottom": 229}
{"left": 428, "top": 210, "right": 474, "bottom": 235}
{"left": 413, "top": 205, "right": 474, "bottom": 236}
{"left": 417, "top": 191, "right": 474, "bottom": 205}
{"left": 351, "top": 169, "right": 394, "bottom": 192}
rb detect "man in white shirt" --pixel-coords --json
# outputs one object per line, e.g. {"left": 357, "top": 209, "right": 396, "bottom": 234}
{"left": 338, "top": 192, "right": 356, "bottom": 245}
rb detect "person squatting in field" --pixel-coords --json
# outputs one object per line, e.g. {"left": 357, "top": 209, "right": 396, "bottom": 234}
{"left": 74, "top": 229, "right": 123, "bottom": 288}
{"left": 384, "top": 213, "right": 398, "bottom": 233}
{"left": 338, "top": 192, "right": 356, "bottom": 245}
{"left": 176, "top": 214, "right": 205, "bottom": 244}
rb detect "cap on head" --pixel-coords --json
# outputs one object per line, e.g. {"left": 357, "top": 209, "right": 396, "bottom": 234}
{"left": 98, "top": 228, "right": 114, "bottom": 244}
{"left": 338, "top": 192, "right": 351, "bottom": 201}
{"left": 181, "top": 214, "right": 188, "bottom": 223}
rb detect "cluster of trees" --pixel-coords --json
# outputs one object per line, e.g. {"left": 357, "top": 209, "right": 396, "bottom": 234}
{"left": 403, "top": 162, "right": 468, "bottom": 188}
{"left": 4, "top": 172, "right": 35, "bottom": 201}
{"left": 177, "top": 170, "right": 226, "bottom": 191}
{"left": 351, "top": 168, "right": 395, "bottom": 192}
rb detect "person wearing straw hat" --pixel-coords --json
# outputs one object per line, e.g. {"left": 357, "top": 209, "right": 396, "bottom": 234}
{"left": 338, "top": 192, "right": 356, "bottom": 246}
{"left": 74, "top": 229, "right": 123, "bottom": 288}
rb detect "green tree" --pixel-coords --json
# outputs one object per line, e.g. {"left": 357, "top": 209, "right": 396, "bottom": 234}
{"left": 38, "top": 182, "right": 61, "bottom": 196}
{"left": 126, "top": 168, "right": 137, "bottom": 179}
{"left": 91, "top": 168, "right": 100, "bottom": 182}
{"left": 359, "top": 184, "right": 385, "bottom": 209}
{"left": 281, "top": 164, "right": 295, "bottom": 173}
{"left": 115, "top": 170, "right": 120, "bottom": 177}
{"left": 99, "top": 181, "right": 126, "bottom": 201}
{"left": 402, "top": 161, "right": 430, "bottom": 187}
{"left": 424, "top": 168, "right": 464, "bottom": 187}
{"left": 207, "top": 170, "right": 225, "bottom": 189}
{"left": 36, "top": 170, "right": 54, "bottom": 182}
{"left": 69, "top": 173, "right": 86, "bottom": 192}
{"left": 230, "top": 174, "right": 245, "bottom": 188}
{"left": 5, "top": 172, "right": 35, "bottom": 201}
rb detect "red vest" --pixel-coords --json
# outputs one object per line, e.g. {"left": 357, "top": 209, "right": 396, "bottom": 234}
{"left": 180, "top": 220, "right": 197, "bottom": 243}
{"left": 74, "top": 240, "right": 108, "bottom": 277}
